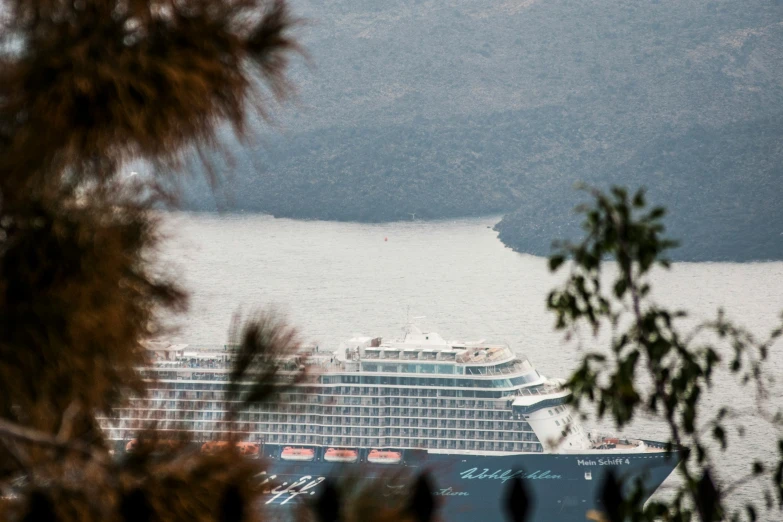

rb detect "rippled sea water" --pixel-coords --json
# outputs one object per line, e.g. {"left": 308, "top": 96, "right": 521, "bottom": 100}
{"left": 160, "top": 212, "right": 783, "bottom": 518}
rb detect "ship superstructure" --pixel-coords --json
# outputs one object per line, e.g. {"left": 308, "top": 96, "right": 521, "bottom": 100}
{"left": 105, "top": 325, "right": 603, "bottom": 454}
{"left": 100, "top": 325, "right": 680, "bottom": 521}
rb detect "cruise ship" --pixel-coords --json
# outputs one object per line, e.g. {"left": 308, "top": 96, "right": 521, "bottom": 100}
{"left": 101, "top": 325, "right": 681, "bottom": 521}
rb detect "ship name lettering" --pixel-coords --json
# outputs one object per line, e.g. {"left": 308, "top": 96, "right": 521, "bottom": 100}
{"left": 281, "top": 476, "right": 327, "bottom": 505}
{"left": 460, "top": 468, "right": 560, "bottom": 482}
{"left": 267, "top": 476, "right": 310, "bottom": 504}
{"left": 261, "top": 475, "right": 326, "bottom": 505}
{"left": 597, "top": 458, "right": 631, "bottom": 466}
{"left": 524, "top": 470, "right": 561, "bottom": 480}
{"left": 578, "top": 458, "right": 631, "bottom": 466}
{"left": 383, "top": 484, "right": 407, "bottom": 497}
{"left": 435, "top": 488, "right": 469, "bottom": 497}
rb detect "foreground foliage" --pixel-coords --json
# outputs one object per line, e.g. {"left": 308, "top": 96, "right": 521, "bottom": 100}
{"left": 0, "top": 0, "right": 304, "bottom": 520}
{"left": 548, "top": 186, "right": 783, "bottom": 521}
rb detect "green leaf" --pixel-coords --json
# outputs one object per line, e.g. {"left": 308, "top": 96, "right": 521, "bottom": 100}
{"left": 713, "top": 425, "right": 727, "bottom": 450}
{"left": 548, "top": 255, "right": 565, "bottom": 272}
{"left": 632, "top": 190, "right": 645, "bottom": 208}
{"left": 613, "top": 279, "right": 627, "bottom": 298}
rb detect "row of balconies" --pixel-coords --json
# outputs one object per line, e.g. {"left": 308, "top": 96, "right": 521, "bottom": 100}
{"left": 103, "top": 418, "right": 535, "bottom": 442}
{"left": 111, "top": 412, "right": 529, "bottom": 433}
{"left": 107, "top": 416, "right": 531, "bottom": 433}
{"left": 149, "top": 387, "right": 496, "bottom": 401}
{"left": 104, "top": 425, "right": 543, "bottom": 452}
{"left": 127, "top": 400, "right": 516, "bottom": 420}
{"left": 107, "top": 427, "right": 543, "bottom": 454}
{"left": 143, "top": 390, "right": 514, "bottom": 410}
{"left": 109, "top": 408, "right": 532, "bottom": 431}
{"left": 148, "top": 383, "right": 526, "bottom": 403}
{"left": 144, "top": 383, "right": 524, "bottom": 409}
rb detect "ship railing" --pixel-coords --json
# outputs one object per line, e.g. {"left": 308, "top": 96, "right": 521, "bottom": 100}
{"left": 306, "top": 362, "right": 346, "bottom": 372}
{"left": 464, "top": 363, "right": 527, "bottom": 376}
{"left": 152, "top": 359, "right": 232, "bottom": 371}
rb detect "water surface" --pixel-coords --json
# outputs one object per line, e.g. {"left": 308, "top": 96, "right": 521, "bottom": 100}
{"left": 161, "top": 212, "right": 783, "bottom": 515}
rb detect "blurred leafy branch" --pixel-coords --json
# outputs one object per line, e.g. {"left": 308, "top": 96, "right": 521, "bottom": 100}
{"left": 0, "top": 0, "right": 313, "bottom": 520}
{"left": 0, "top": 1, "right": 445, "bottom": 520}
{"left": 547, "top": 186, "right": 783, "bottom": 521}
{"left": 0, "top": 0, "right": 433, "bottom": 519}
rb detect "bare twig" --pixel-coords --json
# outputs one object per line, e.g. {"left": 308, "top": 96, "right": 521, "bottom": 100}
{"left": 56, "top": 401, "right": 82, "bottom": 443}
{"left": 0, "top": 417, "right": 106, "bottom": 463}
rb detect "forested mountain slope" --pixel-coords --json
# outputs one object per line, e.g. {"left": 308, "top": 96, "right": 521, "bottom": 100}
{"left": 178, "top": 0, "right": 783, "bottom": 260}
{"left": 494, "top": 117, "right": 783, "bottom": 262}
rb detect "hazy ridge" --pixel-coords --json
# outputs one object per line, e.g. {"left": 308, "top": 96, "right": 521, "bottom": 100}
{"left": 179, "top": 0, "right": 783, "bottom": 260}
{"left": 495, "top": 117, "right": 783, "bottom": 261}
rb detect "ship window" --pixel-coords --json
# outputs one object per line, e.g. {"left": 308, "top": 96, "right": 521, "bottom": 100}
{"left": 555, "top": 420, "right": 560, "bottom": 426}
{"left": 548, "top": 410, "right": 553, "bottom": 416}
{"left": 509, "top": 373, "right": 538, "bottom": 386}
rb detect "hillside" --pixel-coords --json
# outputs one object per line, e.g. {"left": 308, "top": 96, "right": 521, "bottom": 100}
{"left": 494, "top": 117, "right": 783, "bottom": 262}
{"left": 177, "top": 0, "right": 783, "bottom": 260}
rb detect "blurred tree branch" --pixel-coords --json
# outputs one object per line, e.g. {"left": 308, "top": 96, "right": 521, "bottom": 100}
{"left": 0, "top": 417, "right": 100, "bottom": 460}
{"left": 1, "top": 0, "right": 301, "bottom": 191}
{"left": 0, "top": 0, "right": 304, "bottom": 519}
{"left": 227, "top": 309, "right": 307, "bottom": 415}
{"left": 548, "top": 186, "right": 783, "bottom": 521}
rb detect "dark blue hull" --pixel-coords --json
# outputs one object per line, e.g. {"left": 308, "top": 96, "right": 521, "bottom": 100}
{"left": 258, "top": 444, "right": 680, "bottom": 521}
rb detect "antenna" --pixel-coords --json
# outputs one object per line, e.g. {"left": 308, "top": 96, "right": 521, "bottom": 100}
{"left": 403, "top": 310, "right": 426, "bottom": 337}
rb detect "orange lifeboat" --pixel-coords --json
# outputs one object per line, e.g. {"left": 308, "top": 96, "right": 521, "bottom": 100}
{"left": 201, "top": 441, "right": 260, "bottom": 458}
{"left": 324, "top": 447, "right": 358, "bottom": 463}
{"left": 201, "top": 441, "right": 230, "bottom": 455}
{"left": 126, "top": 438, "right": 178, "bottom": 453}
{"left": 237, "top": 442, "right": 260, "bottom": 458}
{"left": 281, "top": 446, "right": 316, "bottom": 462}
{"left": 368, "top": 449, "right": 402, "bottom": 464}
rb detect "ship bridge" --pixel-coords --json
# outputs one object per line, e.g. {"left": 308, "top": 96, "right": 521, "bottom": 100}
{"left": 343, "top": 325, "right": 528, "bottom": 373}
{"left": 510, "top": 383, "right": 592, "bottom": 451}
{"left": 400, "top": 325, "right": 449, "bottom": 347}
